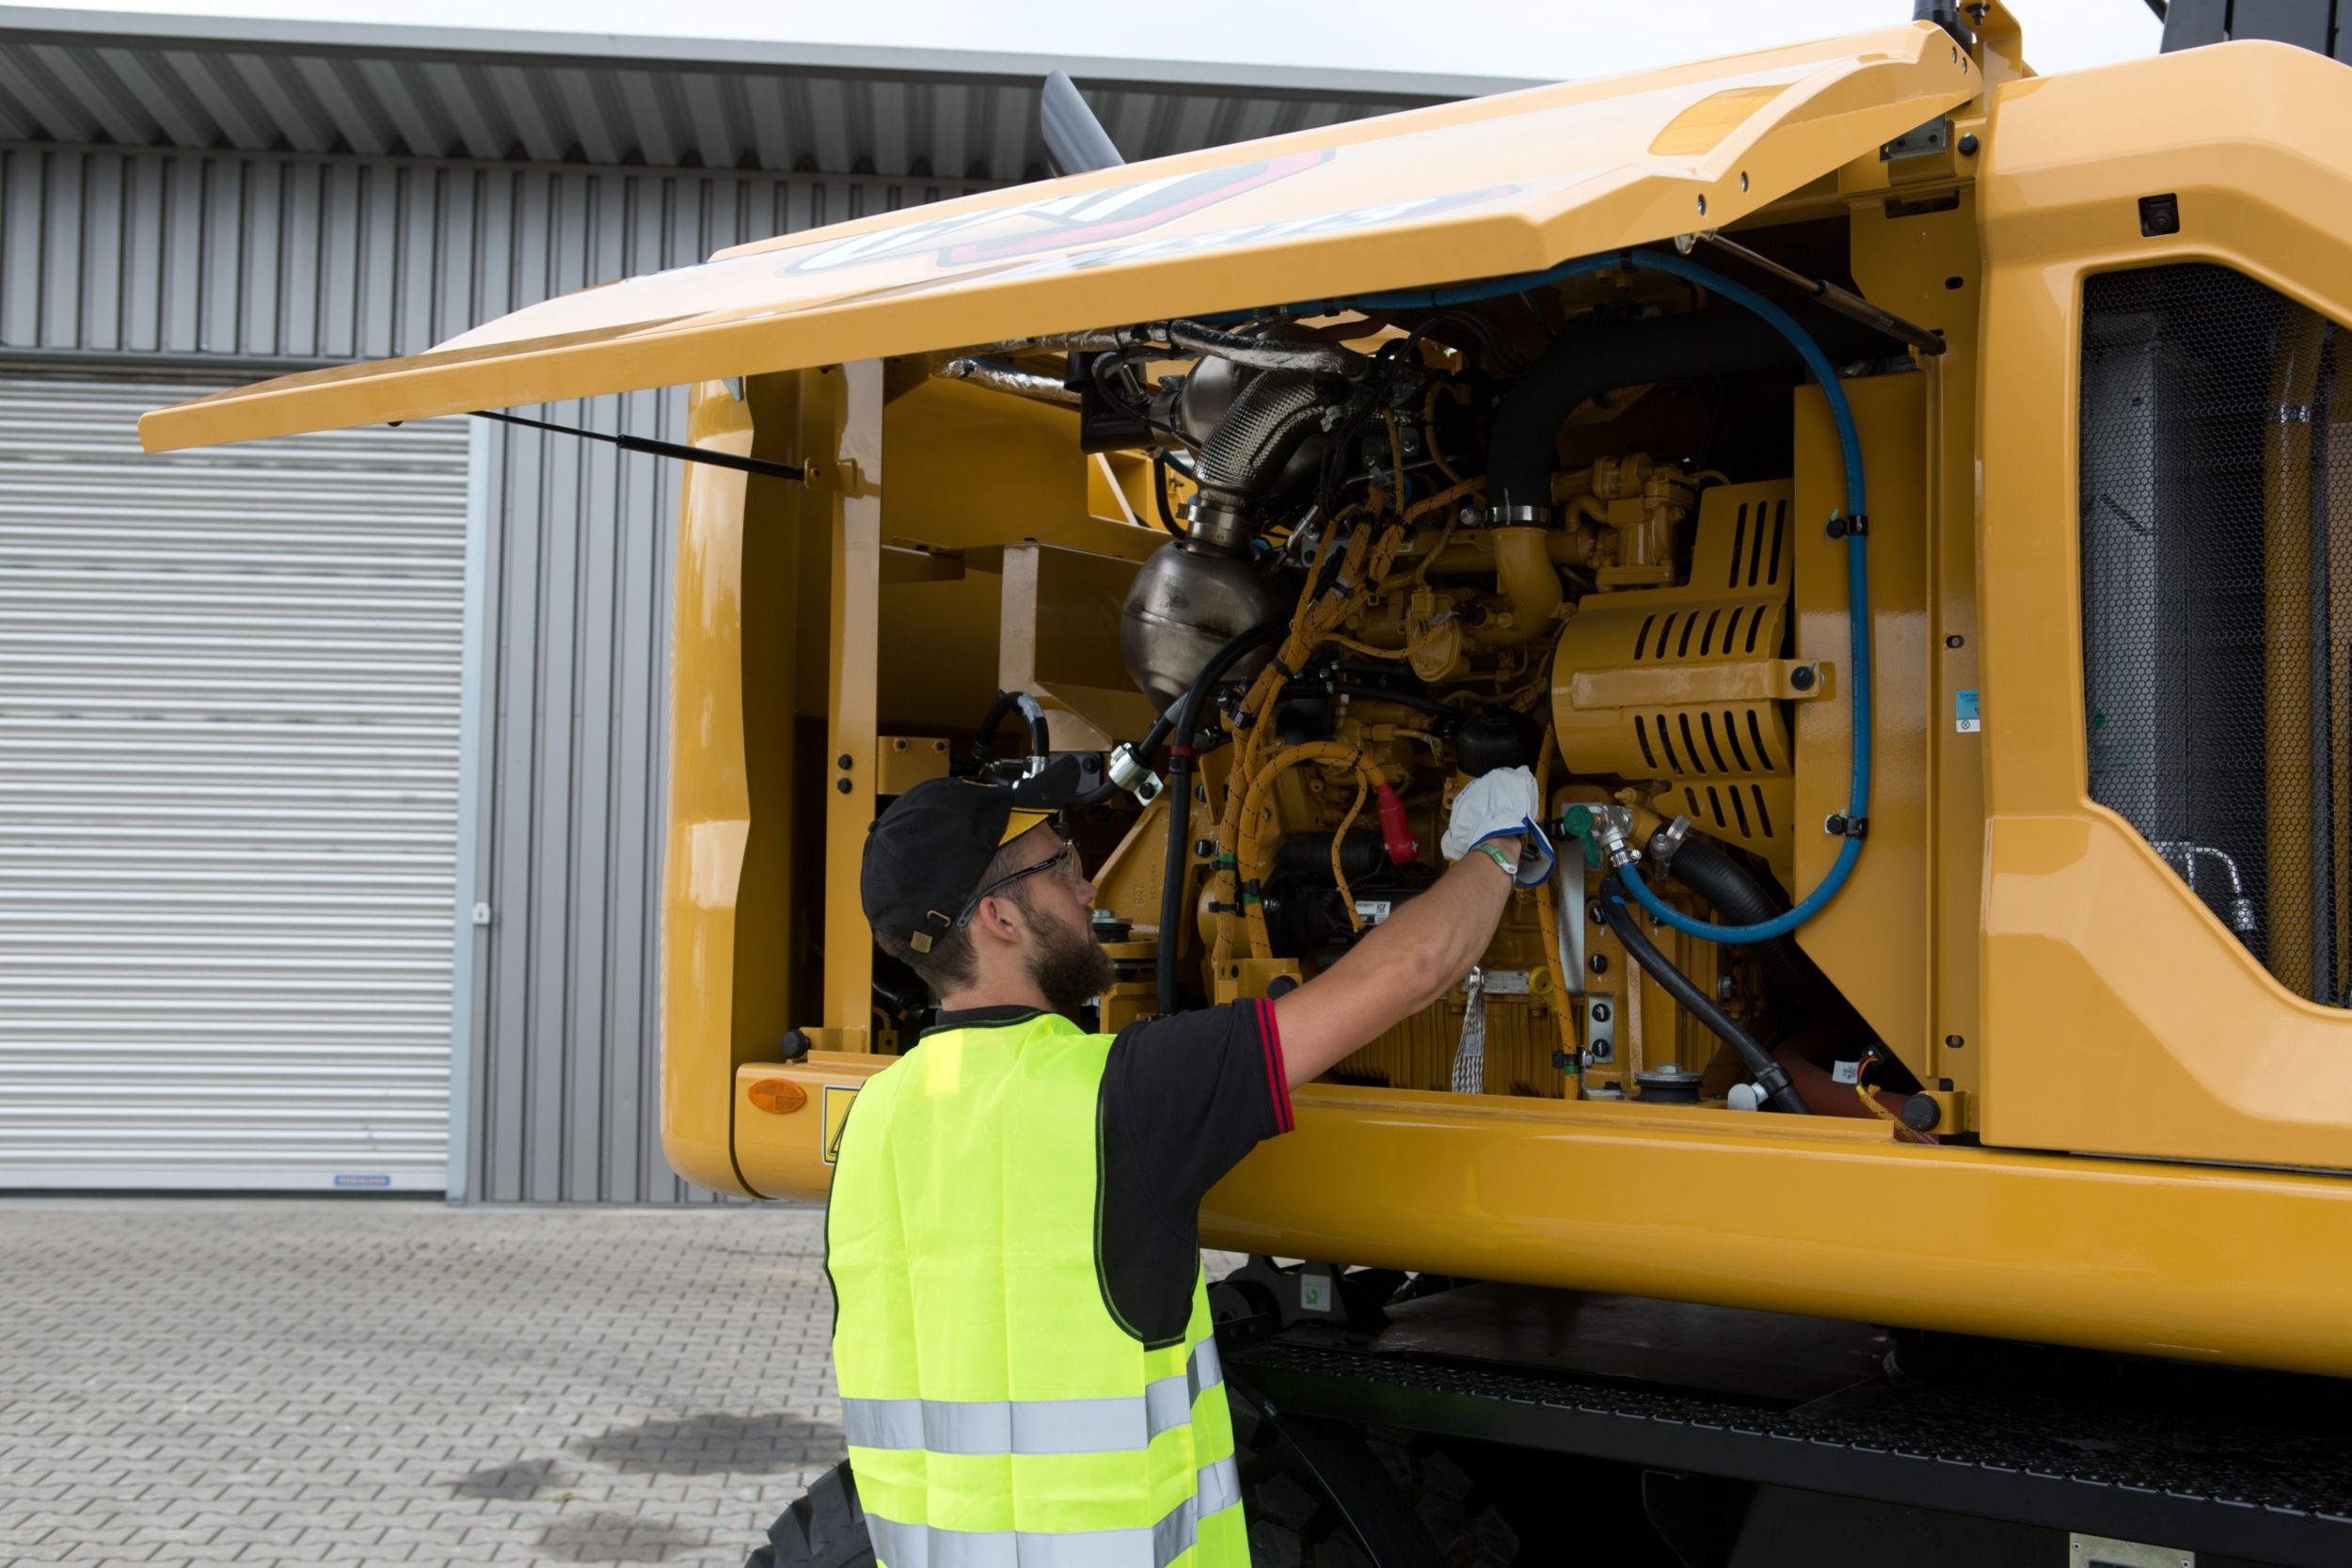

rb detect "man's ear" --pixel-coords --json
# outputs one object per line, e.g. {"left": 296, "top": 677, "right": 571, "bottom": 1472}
{"left": 969, "top": 892, "right": 1029, "bottom": 946}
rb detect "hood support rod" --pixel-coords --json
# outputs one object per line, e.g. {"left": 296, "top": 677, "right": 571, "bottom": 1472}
{"left": 1684, "top": 230, "right": 1948, "bottom": 358}
{"left": 467, "top": 409, "right": 807, "bottom": 482}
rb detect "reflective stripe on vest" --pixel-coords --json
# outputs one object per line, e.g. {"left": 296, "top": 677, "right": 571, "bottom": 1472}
{"left": 843, "top": 1337, "right": 1222, "bottom": 1456}
{"left": 868, "top": 1454, "right": 1242, "bottom": 1568}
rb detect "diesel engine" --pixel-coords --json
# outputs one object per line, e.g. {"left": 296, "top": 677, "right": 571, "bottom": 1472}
{"left": 949, "top": 245, "right": 1931, "bottom": 1124}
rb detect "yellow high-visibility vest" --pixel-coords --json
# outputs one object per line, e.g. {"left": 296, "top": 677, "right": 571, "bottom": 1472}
{"left": 828, "top": 1010, "right": 1249, "bottom": 1568}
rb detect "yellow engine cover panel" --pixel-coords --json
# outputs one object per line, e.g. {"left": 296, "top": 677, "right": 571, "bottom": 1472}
{"left": 139, "top": 25, "right": 1975, "bottom": 452}
{"left": 1975, "top": 39, "right": 2352, "bottom": 1170}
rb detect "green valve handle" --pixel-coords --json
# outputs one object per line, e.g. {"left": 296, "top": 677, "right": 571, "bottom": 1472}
{"left": 1560, "top": 804, "right": 1604, "bottom": 870}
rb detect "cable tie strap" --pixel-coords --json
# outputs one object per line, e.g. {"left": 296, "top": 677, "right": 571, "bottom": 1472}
{"left": 1239, "top": 879, "right": 1263, "bottom": 908}
{"left": 1823, "top": 813, "right": 1868, "bottom": 839}
{"left": 1214, "top": 853, "right": 1237, "bottom": 869}
{"left": 1270, "top": 657, "right": 1296, "bottom": 680}
{"left": 1825, "top": 514, "right": 1869, "bottom": 539}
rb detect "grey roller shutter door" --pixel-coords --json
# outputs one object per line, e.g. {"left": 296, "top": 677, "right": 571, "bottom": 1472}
{"left": 0, "top": 371, "right": 470, "bottom": 1190}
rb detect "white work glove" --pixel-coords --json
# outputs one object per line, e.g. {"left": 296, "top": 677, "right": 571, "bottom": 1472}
{"left": 1440, "top": 766, "right": 1557, "bottom": 887}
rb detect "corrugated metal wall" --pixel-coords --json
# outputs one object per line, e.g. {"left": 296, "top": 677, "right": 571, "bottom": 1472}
{"left": 0, "top": 371, "right": 469, "bottom": 1190}
{"left": 0, "top": 141, "right": 986, "bottom": 1201}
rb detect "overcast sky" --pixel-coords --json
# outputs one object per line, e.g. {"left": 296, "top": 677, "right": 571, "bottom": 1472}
{"left": 15, "top": 0, "right": 2163, "bottom": 82}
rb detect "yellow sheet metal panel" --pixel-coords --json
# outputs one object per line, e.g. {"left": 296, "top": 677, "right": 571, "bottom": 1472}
{"left": 871, "top": 377, "right": 1153, "bottom": 736}
{"left": 732, "top": 1065, "right": 2352, "bottom": 1378}
{"left": 1792, "top": 374, "right": 1931, "bottom": 1077}
{"left": 1846, "top": 173, "right": 1986, "bottom": 1109}
{"left": 1200, "top": 1085, "right": 2352, "bottom": 1379}
{"left": 821, "top": 363, "right": 886, "bottom": 1046}
{"left": 139, "top": 24, "right": 1975, "bottom": 452}
{"left": 1975, "top": 40, "right": 2352, "bottom": 1167}
{"left": 733, "top": 1054, "right": 890, "bottom": 1197}
{"left": 658, "top": 383, "right": 760, "bottom": 1197}
{"left": 875, "top": 737, "right": 952, "bottom": 798}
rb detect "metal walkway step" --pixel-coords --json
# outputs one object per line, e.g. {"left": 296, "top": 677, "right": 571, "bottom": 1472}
{"left": 1227, "top": 1303, "right": 2352, "bottom": 1568}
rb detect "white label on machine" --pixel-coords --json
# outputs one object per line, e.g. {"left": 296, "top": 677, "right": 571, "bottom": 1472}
{"left": 1353, "top": 900, "right": 1392, "bottom": 925}
{"left": 1298, "top": 1274, "right": 1332, "bottom": 1313}
{"left": 1478, "top": 971, "right": 1533, "bottom": 995}
{"left": 1832, "top": 1060, "right": 1863, "bottom": 1085}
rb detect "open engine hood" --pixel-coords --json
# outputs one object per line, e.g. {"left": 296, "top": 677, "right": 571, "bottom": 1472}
{"left": 141, "top": 22, "right": 1974, "bottom": 452}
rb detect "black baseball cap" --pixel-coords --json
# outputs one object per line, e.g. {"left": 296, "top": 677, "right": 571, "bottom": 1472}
{"left": 861, "top": 759, "right": 1091, "bottom": 956}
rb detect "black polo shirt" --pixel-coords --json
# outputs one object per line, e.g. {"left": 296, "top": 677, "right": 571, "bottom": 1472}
{"left": 920, "top": 999, "right": 1294, "bottom": 1349}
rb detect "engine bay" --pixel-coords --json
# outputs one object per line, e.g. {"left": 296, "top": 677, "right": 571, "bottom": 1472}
{"left": 909, "top": 230, "right": 1941, "bottom": 1131}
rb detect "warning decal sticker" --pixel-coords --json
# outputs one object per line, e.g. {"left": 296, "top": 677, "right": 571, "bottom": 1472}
{"left": 820, "top": 1085, "right": 858, "bottom": 1165}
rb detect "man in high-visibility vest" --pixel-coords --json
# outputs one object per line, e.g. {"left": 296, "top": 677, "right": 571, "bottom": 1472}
{"left": 821, "top": 760, "right": 1552, "bottom": 1568}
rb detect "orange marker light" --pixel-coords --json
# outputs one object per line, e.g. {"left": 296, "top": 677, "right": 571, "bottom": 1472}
{"left": 747, "top": 1079, "right": 809, "bottom": 1115}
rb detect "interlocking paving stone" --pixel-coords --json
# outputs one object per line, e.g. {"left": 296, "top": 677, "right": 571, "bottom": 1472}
{"left": 0, "top": 1200, "right": 850, "bottom": 1567}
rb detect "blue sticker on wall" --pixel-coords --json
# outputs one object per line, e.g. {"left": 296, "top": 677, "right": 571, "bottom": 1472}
{"left": 1955, "top": 689, "right": 1981, "bottom": 734}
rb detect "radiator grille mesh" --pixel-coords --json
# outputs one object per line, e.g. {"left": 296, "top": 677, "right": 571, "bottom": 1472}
{"left": 2079, "top": 263, "right": 2351, "bottom": 1005}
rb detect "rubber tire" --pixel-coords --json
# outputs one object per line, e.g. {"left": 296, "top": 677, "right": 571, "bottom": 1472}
{"left": 1229, "top": 1393, "right": 1522, "bottom": 1567}
{"left": 746, "top": 1460, "right": 876, "bottom": 1568}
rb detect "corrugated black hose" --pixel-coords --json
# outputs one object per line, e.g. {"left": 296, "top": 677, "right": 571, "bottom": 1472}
{"left": 1598, "top": 882, "right": 1809, "bottom": 1114}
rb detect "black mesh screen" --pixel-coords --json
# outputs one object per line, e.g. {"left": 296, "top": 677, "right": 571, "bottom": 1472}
{"left": 2080, "top": 263, "right": 2350, "bottom": 1006}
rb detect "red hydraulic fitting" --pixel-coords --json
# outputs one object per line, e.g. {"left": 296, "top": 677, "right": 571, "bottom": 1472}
{"left": 1375, "top": 782, "right": 1418, "bottom": 865}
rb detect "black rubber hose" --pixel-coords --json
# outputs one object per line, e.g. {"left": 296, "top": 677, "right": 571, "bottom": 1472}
{"left": 1151, "top": 451, "right": 1184, "bottom": 539}
{"left": 969, "top": 690, "right": 1018, "bottom": 768}
{"left": 1162, "top": 321, "right": 1368, "bottom": 380}
{"left": 968, "top": 689, "right": 1052, "bottom": 772}
{"left": 1663, "top": 835, "right": 1860, "bottom": 1033}
{"left": 1268, "top": 679, "right": 1457, "bottom": 723}
{"left": 1486, "top": 303, "right": 1889, "bottom": 517}
{"left": 1598, "top": 888, "right": 1808, "bottom": 1115}
{"left": 1275, "top": 832, "right": 1390, "bottom": 880}
{"left": 1156, "top": 619, "right": 1288, "bottom": 1016}
{"left": 1321, "top": 682, "right": 1459, "bottom": 721}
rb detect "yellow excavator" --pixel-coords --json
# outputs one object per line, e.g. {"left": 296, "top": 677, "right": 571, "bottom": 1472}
{"left": 145, "top": 3, "right": 2352, "bottom": 1561}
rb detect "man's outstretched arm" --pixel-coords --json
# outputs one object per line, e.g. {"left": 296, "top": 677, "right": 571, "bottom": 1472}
{"left": 1270, "top": 838, "right": 1523, "bottom": 1088}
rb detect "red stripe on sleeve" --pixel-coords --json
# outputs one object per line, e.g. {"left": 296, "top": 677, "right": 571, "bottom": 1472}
{"left": 1258, "top": 998, "right": 1294, "bottom": 1133}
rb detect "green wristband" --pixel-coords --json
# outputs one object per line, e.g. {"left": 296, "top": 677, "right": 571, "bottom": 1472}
{"left": 1472, "top": 842, "right": 1517, "bottom": 877}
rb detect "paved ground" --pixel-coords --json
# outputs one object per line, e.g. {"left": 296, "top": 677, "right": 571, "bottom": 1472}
{"left": 0, "top": 1199, "right": 866, "bottom": 1566}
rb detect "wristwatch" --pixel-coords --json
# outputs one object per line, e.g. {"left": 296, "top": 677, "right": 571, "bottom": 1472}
{"left": 1471, "top": 842, "right": 1517, "bottom": 877}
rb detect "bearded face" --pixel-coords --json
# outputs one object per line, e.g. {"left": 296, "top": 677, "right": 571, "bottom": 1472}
{"left": 1017, "top": 889, "right": 1116, "bottom": 1017}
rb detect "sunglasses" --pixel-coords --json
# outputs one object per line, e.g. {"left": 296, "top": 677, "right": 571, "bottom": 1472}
{"left": 953, "top": 822, "right": 1078, "bottom": 929}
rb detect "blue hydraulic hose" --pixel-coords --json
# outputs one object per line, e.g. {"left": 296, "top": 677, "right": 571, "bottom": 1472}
{"left": 1233, "top": 246, "right": 1877, "bottom": 943}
